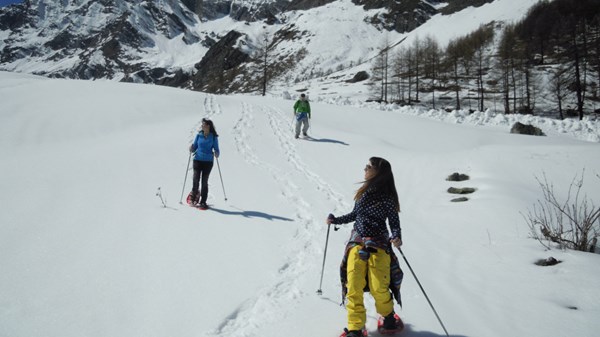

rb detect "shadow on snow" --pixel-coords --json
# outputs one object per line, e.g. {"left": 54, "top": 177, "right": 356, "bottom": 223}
{"left": 396, "top": 324, "right": 467, "bottom": 337}
{"left": 303, "top": 137, "right": 349, "bottom": 145}
{"left": 208, "top": 206, "right": 294, "bottom": 222}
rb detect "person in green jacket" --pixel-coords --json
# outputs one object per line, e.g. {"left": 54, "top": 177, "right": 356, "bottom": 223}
{"left": 293, "top": 93, "right": 311, "bottom": 138}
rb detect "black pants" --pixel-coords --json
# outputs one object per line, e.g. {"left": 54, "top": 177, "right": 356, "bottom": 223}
{"left": 191, "top": 160, "right": 214, "bottom": 204}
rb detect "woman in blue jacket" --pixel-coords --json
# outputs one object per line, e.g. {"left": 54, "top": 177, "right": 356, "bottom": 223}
{"left": 188, "top": 118, "right": 220, "bottom": 209}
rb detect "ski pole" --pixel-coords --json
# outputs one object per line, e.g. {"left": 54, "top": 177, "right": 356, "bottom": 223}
{"left": 317, "top": 214, "right": 334, "bottom": 295}
{"left": 397, "top": 248, "right": 450, "bottom": 337}
{"left": 215, "top": 154, "right": 228, "bottom": 201}
{"left": 179, "top": 151, "right": 194, "bottom": 204}
{"left": 291, "top": 114, "right": 296, "bottom": 133}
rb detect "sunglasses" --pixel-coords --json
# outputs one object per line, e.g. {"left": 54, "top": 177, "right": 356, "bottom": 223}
{"left": 364, "top": 164, "right": 373, "bottom": 171}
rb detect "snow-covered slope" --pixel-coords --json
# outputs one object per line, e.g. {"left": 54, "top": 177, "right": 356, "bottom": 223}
{"left": 1, "top": 71, "right": 599, "bottom": 337}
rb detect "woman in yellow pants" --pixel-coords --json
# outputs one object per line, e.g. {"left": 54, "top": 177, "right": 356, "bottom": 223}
{"left": 327, "top": 157, "right": 403, "bottom": 337}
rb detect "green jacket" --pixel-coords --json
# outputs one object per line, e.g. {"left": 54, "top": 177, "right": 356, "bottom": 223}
{"left": 293, "top": 99, "right": 311, "bottom": 118}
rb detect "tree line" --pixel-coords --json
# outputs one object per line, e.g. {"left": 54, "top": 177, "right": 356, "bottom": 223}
{"left": 369, "top": 0, "right": 600, "bottom": 120}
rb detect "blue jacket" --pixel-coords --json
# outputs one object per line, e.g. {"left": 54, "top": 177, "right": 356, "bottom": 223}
{"left": 190, "top": 131, "right": 220, "bottom": 162}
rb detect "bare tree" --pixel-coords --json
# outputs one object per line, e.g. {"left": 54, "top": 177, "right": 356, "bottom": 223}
{"left": 593, "top": 15, "right": 600, "bottom": 99}
{"left": 382, "top": 40, "right": 391, "bottom": 102}
{"left": 412, "top": 37, "right": 423, "bottom": 101}
{"left": 445, "top": 39, "right": 463, "bottom": 110}
{"left": 391, "top": 48, "right": 408, "bottom": 103}
{"left": 405, "top": 47, "right": 414, "bottom": 104}
{"left": 370, "top": 49, "right": 385, "bottom": 102}
{"left": 525, "top": 171, "right": 600, "bottom": 252}
{"left": 370, "top": 38, "right": 392, "bottom": 102}
{"left": 470, "top": 25, "right": 494, "bottom": 112}
{"left": 549, "top": 64, "right": 570, "bottom": 119}
{"left": 253, "top": 32, "right": 274, "bottom": 96}
{"left": 422, "top": 36, "right": 441, "bottom": 109}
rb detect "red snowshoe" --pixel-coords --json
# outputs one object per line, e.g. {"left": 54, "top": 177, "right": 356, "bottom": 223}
{"left": 186, "top": 193, "right": 196, "bottom": 206}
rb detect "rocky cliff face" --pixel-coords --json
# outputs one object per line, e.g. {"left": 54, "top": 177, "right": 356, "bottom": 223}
{"left": 0, "top": 0, "right": 204, "bottom": 83}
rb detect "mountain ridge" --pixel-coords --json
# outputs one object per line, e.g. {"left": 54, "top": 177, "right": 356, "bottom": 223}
{"left": 0, "top": 0, "right": 520, "bottom": 93}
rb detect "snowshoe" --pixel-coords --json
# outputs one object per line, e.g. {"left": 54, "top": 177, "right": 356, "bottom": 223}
{"left": 377, "top": 313, "right": 404, "bottom": 334}
{"left": 186, "top": 193, "right": 203, "bottom": 208}
{"left": 186, "top": 193, "right": 196, "bottom": 206}
{"left": 339, "top": 327, "right": 368, "bottom": 337}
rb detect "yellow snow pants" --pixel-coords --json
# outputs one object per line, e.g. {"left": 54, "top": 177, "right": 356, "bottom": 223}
{"left": 346, "top": 245, "right": 394, "bottom": 331}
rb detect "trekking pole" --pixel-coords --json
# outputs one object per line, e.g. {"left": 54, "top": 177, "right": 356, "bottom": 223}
{"left": 317, "top": 214, "right": 334, "bottom": 295}
{"left": 397, "top": 248, "right": 450, "bottom": 337}
{"left": 215, "top": 154, "right": 228, "bottom": 201}
{"left": 179, "top": 151, "right": 194, "bottom": 204}
{"left": 291, "top": 114, "right": 296, "bottom": 133}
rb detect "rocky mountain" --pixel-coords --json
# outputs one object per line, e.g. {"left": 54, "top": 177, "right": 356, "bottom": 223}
{"left": 0, "top": 0, "right": 206, "bottom": 84}
{"left": 0, "top": 0, "right": 496, "bottom": 93}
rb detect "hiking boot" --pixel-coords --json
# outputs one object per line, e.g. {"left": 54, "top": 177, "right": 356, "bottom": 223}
{"left": 383, "top": 312, "right": 397, "bottom": 330}
{"left": 294, "top": 134, "right": 299, "bottom": 139}
{"left": 199, "top": 202, "right": 209, "bottom": 210}
{"left": 302, "top": 132, "right": 308, "bottom": 137}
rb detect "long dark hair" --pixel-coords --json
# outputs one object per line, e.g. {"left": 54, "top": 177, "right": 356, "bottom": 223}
{"left": 202, "top": 118, "right": 219, "bottom": 137}
{"left": 354, "top": 157, "right": 400, "bottom": 212}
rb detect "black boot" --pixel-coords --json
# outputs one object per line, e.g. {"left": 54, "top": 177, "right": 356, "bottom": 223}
{"left": 383, "top": 311, "right": 397, "bottom": 330}
{"left": 342, "top": 328, "right": 364, "bottom": 337}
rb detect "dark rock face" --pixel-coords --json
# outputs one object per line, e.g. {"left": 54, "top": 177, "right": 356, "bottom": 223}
{"left": 354, "top": 0, "right": 438, "bottom": 33}
{"left": 286, "top": 0, "right": 337, "bottom": 11}
{"left": 191, "top": 30, "right": 249, "bottom": 93}
{"left": 0, "top": 3, "right": 30, "bottom": 31}
{"left": 439, "top": 0, "right": 494, "bottom": 15}
{"left": 0, "top": 0, "right": 203, "bottom": 84}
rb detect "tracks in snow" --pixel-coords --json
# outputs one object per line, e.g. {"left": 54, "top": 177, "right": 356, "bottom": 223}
{"left": 208, "top": 100, "right": 350, "bottom": 337}
{"left": 189, "top": 94, "right": 223, "bottom": 142}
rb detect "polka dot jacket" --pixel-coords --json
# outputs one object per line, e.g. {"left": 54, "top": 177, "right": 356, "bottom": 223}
{"left": 331, "top": 188, "right": 401, "bottom": 245}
